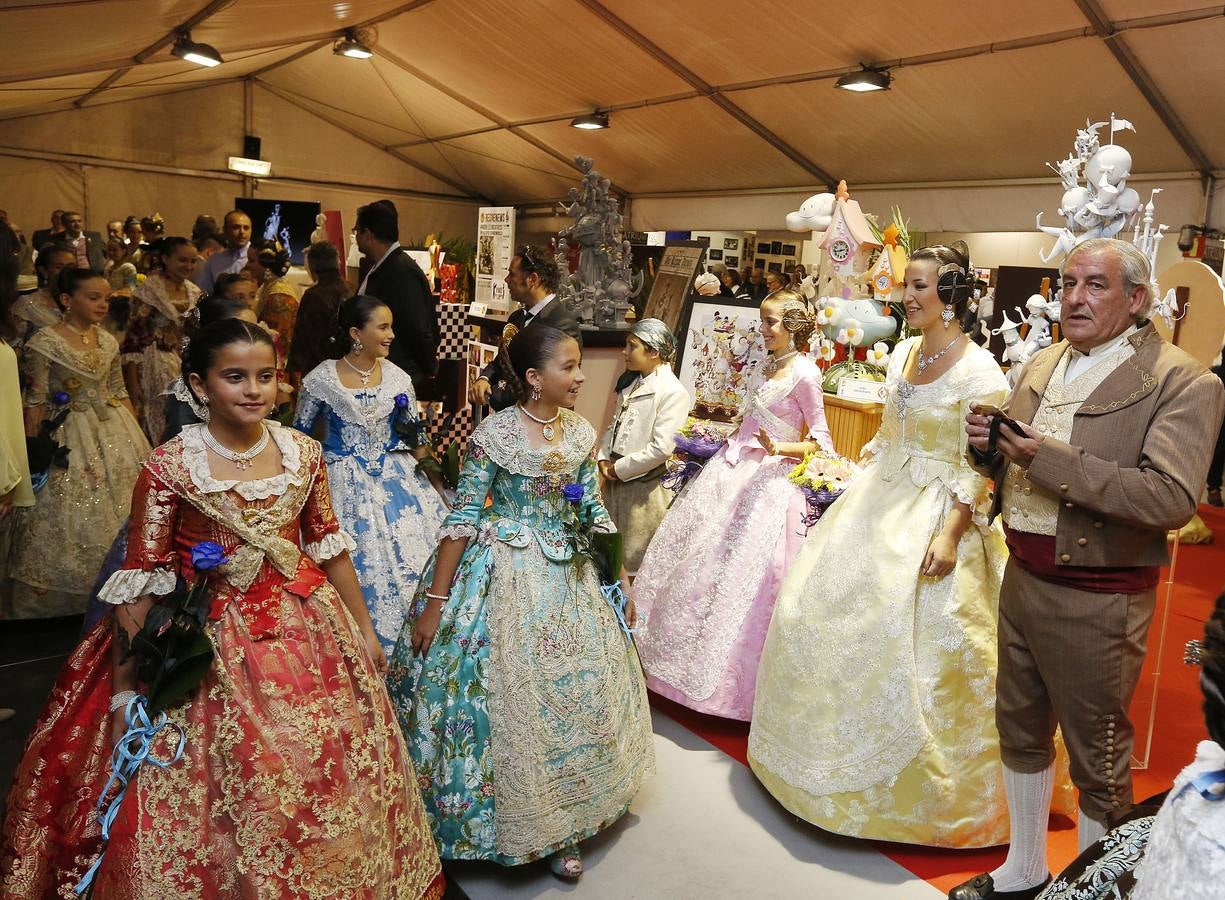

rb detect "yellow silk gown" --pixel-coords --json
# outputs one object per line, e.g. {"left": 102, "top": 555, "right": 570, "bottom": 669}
{"left": 748, "top": 338, "right": 1073, "bottom": 847}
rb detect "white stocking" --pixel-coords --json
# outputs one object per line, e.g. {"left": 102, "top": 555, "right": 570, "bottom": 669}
{"left": 1078, "top": 813, "right": 1107, "bottom": 852}
{"left": 990, "top": 763, "right": 1054, "bottom": 891}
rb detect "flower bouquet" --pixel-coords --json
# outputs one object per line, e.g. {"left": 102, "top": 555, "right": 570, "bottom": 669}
{"left": 393, "top": 393, "right": 461, "bottom": 491}
{"left": 662, "top": 419, "right": 731, "bottom": 503}
{"left": 557, "top": 482, "right": 636, "bottom": 641}
{"left": 788, "top": 450, "right": 860, "bottom": 533}
{"left": 26, "top": 392, "right": 73, "bottom": 492}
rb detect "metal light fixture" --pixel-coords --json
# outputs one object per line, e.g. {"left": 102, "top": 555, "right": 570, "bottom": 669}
{"left": 333, "top": 29, "right": 373, "bottom": 59}
{"left": 171, "top": 31, "right": 223, "bottom": 68}
{"left": 570, "top": 111, "right": 610, "bottom": 130}
{"left": 834, "top": 67, "right": 891, "bottom": 93}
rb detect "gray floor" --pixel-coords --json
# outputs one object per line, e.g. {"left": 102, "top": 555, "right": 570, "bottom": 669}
{"left": 448, "top": 714, "right": 943, "bottom": 900}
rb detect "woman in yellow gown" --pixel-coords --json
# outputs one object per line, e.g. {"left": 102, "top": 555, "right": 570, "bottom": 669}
{"left": 748, "top": 245, "right": 1072, "bottom": 847}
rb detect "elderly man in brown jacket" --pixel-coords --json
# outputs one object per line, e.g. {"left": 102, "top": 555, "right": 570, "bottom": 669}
{"left": 950, "top": 238, "right": 1225, "bottom": 900}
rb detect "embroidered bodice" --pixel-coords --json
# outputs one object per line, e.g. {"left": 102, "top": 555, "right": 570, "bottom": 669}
{"left": 21, "top": 328, "right": 129, "bottom": 417}
{"left": 122, "top": 274, "right": 201, "bottom": 359}
{"left": 863, "top": 337, "right": 1008, "bottom": 523}
{"left": 440, "top": 406, "right": 613, "bottom": 562}
{"left": 293, "top": 360, "right": 419, "bottom": 476}
{"left": 98, "top": 424, "right": 354, "bottom": 635}
{"left": 723, "top": 354, "right": 833, "bottom": 464}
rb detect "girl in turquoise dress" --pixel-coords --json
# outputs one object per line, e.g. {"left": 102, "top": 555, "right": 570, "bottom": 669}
{"left": 387, "top": 325, "right": 655, "bottom": 880}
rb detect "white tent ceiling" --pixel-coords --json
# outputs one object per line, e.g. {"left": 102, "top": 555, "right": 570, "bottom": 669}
{"left": 1, "top": 0, "right": 1223, "bottom": 231}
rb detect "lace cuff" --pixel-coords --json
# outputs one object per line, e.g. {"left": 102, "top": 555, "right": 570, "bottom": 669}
{"left": 936, "top": 469, "right": 991, "bottom": 529}
{"left": 304, "top": 529, "right": 356, "bottom": 563}
{"left": 121, "top": 351, "right": 144, "bottom": 365}
{"left": 438, "top": 523, "right": 477, "bottom": 541}
{"left": 98, "top": 567, "right": 177, "bottom": 605}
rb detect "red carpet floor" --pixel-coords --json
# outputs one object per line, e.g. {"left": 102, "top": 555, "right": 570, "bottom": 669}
{"left": 652, "top": 503, "right": 1225, "bottom": 895}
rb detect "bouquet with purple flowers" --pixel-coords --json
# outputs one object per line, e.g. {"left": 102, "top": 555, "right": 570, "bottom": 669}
{"left": 662, "top": 419, "right": 731, "bottom": 503}
{"left": 787, "top": 451, "right": 859, "bottom": 533}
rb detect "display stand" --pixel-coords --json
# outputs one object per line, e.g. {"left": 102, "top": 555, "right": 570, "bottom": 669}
{"left": 1128, "top": 530, "right": 1179, "bottom": 770}
{"left": 823, "top": 394, "right": 883, "bottom": 460}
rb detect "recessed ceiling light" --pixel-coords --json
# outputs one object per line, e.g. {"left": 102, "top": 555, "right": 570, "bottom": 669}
{"left": 835, "top": 68, "right": 891, "bottom": 93}
{"left": 171, "top": 31, "right": 223, "bottom": 68}
{"left": 333, "top": 29, "right": 373, "bottom": 59}
{"left": 570, "top": 111, "right": 610, "bottom": 130}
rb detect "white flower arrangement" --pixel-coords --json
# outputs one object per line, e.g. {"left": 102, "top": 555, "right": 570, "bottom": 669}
{"left": 836, "top": 318, "right": 865, "bottom": 346}
{"left": 866, "top": 341, "right": 890, "bottom": 367}
{"left": 814, "top": 338, "right": 836, "bottom": 362}
{"left": 816, "top": 302, "right": 841, "bottom": 327}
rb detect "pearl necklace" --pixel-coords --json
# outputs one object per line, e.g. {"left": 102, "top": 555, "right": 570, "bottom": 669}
{"left": 763, "top": 349, "right": 799, "bottom": 378}
{"left": 202, "top": 423, "right": 270, "bottom": 471}
{"left": 342, "top": 354, "right": 379, "bottom": 387}
{"left": 519, "top": 404, "right": 561, "bottom": 441}
{"left": 917, "top": 333, "right": 963, "bottom": 373}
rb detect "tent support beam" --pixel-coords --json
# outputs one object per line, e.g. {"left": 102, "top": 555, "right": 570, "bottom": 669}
{"left": 1072, "top": 0, "right": 1214, "bottom": 174}
{"left": 371, "top": 47, "right": 629, "bottom": 199}
{"left": 253, "top": 80, "right": 485, "bottom": 202}
{"left": 572, "top": 0, "right": 836, "bottom": 189}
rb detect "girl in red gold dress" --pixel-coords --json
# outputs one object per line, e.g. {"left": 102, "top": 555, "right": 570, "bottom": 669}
{"left": 0, "top": 318, "right": 443, "bottom": 899}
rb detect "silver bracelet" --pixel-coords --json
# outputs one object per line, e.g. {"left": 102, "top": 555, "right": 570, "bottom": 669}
{"left": 110, "top": 690, "right": 138, "bottom": 713}
{"left": 424, "top": 591, "right": 449, "bottom": 602}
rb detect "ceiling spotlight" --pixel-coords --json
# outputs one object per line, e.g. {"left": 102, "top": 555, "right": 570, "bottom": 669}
{"left": 333, "top": 29, "right": 373, "bottom": 59}
{"left": 171, "top": 31, "right": 223, "bottom": 68}
{"left": 570, "top": 111, "right": 610, "bottom": 130}
{"left": 834, "top": 67, "right": 891, "bottom": 93}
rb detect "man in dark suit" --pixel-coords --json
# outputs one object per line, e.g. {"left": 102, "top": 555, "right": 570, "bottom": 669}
{"left": 31, "top": 209, "right": 64, "bottom": 250}
{"left": 468, "top": 244, "right": 582, "bottom": 411}
{"left": 52, "top": 211, "right": 105, "bottom": 273}
{"left": 353, "top": 199, "right": 437, "bottom": 391}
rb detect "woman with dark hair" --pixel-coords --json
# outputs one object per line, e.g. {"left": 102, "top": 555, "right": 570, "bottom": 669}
{"left": 292, "top": 294, "right": 447, "bottom": 652}
{"left": 0, "top": 317, "right": 445, "bottom": 898}
{"left": 387, "top": 324, "right": 654, "bottom": 880}
{"left": 12, "top": 244, "right": 73, "bottom": 349}
{"left": 749, "top": 244, "right": 1074, "bottom": 847}
{"left": 7, "top": 268, "right": 149, "bottom": 618}
{"left": 289, "top": 240, "right": 348, "bottom": 379}
{"left": 123, "top": 235, "right": 201, "bottom": 441}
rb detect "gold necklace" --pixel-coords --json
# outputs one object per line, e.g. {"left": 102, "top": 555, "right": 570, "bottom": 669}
{"left": 63, "top": 321, "right": 95, "bottom": 346}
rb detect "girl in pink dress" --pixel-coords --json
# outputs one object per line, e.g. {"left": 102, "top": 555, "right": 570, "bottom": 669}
{"left": 633, "top": 290, "right": 833, "bottom": 720}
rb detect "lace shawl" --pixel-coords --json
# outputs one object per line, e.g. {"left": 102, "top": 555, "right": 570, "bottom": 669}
{"left": 468, "top": 406, "right": 595, "bottom": 477}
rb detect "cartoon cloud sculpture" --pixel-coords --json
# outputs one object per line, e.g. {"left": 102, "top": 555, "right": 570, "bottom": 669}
{"left": 785, "top": 192, "right": 836, "bottom": 234}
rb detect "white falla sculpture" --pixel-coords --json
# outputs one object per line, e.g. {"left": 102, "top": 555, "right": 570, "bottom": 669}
{"left": 1037, "top": 114, "right": 1146, "bottom": 264}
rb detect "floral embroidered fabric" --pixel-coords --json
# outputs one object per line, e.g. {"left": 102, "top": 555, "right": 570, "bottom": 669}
{"left": 386, "top": 407, "right": 654, "bottom": 864}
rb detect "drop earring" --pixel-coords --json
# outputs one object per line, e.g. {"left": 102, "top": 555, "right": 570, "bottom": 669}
{"left": 352, "top": 338, "right": 364, "bottom": 354}
{"left": 941, "top": 305, "right": 955, "bottom": 328}
{"left": 531, "top": 385, "right": 541, "bottom": 401}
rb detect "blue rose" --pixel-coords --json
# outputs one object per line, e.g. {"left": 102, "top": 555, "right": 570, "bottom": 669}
{"left": 191, "top": 541, "right": 229, "bottom": 572}
{"left": 52, "top": 391, "right": 70, "bottom": 405}
{"left": 394, "top": 393, "right": 410, "bottom": 409}
{"left": 562, "top": 483, "right": 585, "bottom": 504}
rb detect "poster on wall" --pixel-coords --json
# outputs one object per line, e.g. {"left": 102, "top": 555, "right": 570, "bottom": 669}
{"left": 235, "top": 198, "right": 320, "bottom": 266}
{"left": 676, "top": 295, "right": 767, "bottom": 421}
{"left": 641, "top": 239, "right": 708, "bottom": 332}
{"left": 475, "top": 206, "right": 516, "bottom": 315}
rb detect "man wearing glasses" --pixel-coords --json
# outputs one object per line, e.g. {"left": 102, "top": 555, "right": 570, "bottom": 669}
{"left": 468, "top": 244, "right": 581, "bottom": 410}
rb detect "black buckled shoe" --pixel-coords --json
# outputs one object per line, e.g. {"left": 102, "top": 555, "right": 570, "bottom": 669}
{"left": 947, "top": 873, "right": 1052, "bottom": 900}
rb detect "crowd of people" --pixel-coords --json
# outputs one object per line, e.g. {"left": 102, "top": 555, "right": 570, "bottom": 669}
{"left": 0, "top": 200, "right": 1222, "bottom": 899}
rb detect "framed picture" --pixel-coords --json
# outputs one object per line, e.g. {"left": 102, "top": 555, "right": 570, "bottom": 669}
{"left": 782, "top": 243, "right": 797, "bottom": 256}
{"left": 723, "top": 237, "right": 739, "bottom": 250}
{"left": 642, "top": 240, "right": 708, "bottom": 331}
{"left": 725, "top": 255, "right": 739, "bottom": 268}
{"left": 784, "top": 259, "right": 797, "bottom": 270}
{"left": 676, "top": 294, "right": 767, "bottom": 421}
{"left": 757, "top": 242, "right": 771, "bottom": 254}
{"left": 708, "top": 248, "right": 723, "bottom": 261}
{"left": 767, "top": 261, "right": 782, "bottom": 273}
{"left": 770, "top": 240, "right": 782, "bottom": 255}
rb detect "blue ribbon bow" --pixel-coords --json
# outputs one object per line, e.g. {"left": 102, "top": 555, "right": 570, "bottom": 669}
{"left": 1190, "top": 768, "right": 1225, "bottom": 801}
{"left": 600, "top": 580, "right": 638, "bottom": 644}
{"left": 75, "top": 696, "right": 187, "bottom": 895}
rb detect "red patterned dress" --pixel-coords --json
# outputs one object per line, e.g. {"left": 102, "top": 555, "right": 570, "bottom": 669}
{"left": 0, "top": 423, "right": 445, "bottom": 900}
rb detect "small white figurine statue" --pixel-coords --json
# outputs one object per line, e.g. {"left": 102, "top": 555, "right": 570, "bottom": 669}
{"left": 310, "top": 213, "right": 328, "bottom": 245}
{"left": 1020, "top": 294, "right": 1053, "bottom": 357}
{"left": 992, "top": 308, "right": 1031, "bottom": 386}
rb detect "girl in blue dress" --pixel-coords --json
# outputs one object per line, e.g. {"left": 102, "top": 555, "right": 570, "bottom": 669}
{"left": 387, "top": 324, "right": 655, "bottom": 880}
{"left": 293, "top": 294, "right": 448, "bottom": 652}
